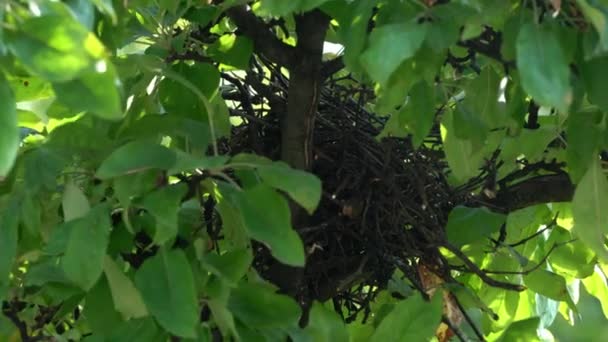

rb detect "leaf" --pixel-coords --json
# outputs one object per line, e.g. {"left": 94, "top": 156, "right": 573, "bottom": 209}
{"left": 52, "top": 61, "right": 123, "bottom": 120}
{"left": 304, "top": 302, "right": 349, "bottom": 342}
{"left": 96, "top": 141, "right": 176, "bottom": 179}
{"left": 135, "top": 248, "right": 198, "bottom": 338}
{"left": 256, "top": 161, "right": 322, "bottom": 214}
{"left": 208, "top": 35, "right": 253, "bottom": 70}
{"left": 0, "top": 196, "right": 20, "bottom": 295}
{"left": 62, "top": 180, "right": 90, "bottom": 221}
{"left": 360, "top": 22, "right": 428, "bottom": 85}
{"left": 140, "top": 184, "right": 188, "bottom": 245}
{"left": 107, "top": 317, "right": 166, "bottom": 342}
{"left": 84, "top": 276, "right": 124, "bottom": 335}
{"left": 581, "top": 57, "right": 608, "bottom": 111}
{"left": 440, "top": 109, "right": 484, "bottom": 183}
{"left": 370, "top": 293, "right": 443, "bottom": 342}
{"left": 200, "top": 248, "right": 252, "bottom": 286}
{"left": 498, "top": 317, "right": 540, "bottom": 342}
{"left": 547, "top": 226, "right": 596, "bottom": 279}
{"left": 234, "top": 184, "right": 305, "bottom": 266}
{"left": 464, "top": 66, "right": 504, "bottom": 128}
{"left": 582, "top": 268, "right": 608, "bottom": 319}
{"left": 0, "top": 73, "right": 18, "bottom": 180}
{"left": 61, "top": 205, "right": 111, "bottom": 290}
{"left": 516, "top": 22, "right": 572, "bottom": 113}
{"left": 257, "top": 0, "right": 301, "bottom": 16}
{"left": 572, "top": 157, "right": 608, "bottom": 261}
{"left": 524, "top": 270, "right": 576, "bottom": 309}
{"left": 103, "top": 256, "right": 148, "bottom": 320}
{"left": 6, "top": 13, "right": 105, "bottom": 82}
{"left": 228, "top": 282, "right": 301, "bottom": 329}
{"left": 378, "top": 80, "right": 436, "bottom": 147}
{"left": 445, "top": 206, "right": 506, "bottom": 247}
{"left": 575, "top": 0, "right": 608, "bottom": 54}
{"left": 566, "top": 111, "right": 604, "bottom": 183}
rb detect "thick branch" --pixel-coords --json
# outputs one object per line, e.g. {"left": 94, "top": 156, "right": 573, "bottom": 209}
{"left": 226, "top": 6, "right": 297, "bottom": 67}
{"left": 491, "top": 173, "right": 574, "bottom": 212}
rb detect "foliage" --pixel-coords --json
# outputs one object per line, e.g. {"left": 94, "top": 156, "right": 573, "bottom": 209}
{"left": 0, "top": 0, "right": 608, "bottom": 341}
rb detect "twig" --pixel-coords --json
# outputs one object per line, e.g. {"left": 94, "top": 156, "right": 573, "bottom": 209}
{"left": 442, "top": 242, "right": 526, "bottom": 291}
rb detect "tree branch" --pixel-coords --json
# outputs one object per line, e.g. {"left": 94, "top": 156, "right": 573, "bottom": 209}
{"left": 491, "top": 173, "right": 574, "bottom": 212}
{"left": 226, "top": 5, "right": 297, "bottom": 68}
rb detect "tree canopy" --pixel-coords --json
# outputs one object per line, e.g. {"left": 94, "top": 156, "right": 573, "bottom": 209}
{"left": 1, "top": 0, "right": 608, "bottom": 341}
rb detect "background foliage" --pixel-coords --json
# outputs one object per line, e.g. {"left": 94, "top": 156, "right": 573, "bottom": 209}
{"left": 1, "top": 0, "right": 608, "bottom": 341}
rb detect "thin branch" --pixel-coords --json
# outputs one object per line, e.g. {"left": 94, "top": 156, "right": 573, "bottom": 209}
{"left": 321, "top": 56, "right": 345, "bottom": 79}
{"left": 442, "top": 242, "right": 526, "bottom": 291}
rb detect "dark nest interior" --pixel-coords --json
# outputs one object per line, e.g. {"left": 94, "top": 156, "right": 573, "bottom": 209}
{"left": 216, "top": 58, "right": 559, "bottom": 328}
{"left": 218, "top": 58, "right": 479, "bottom": 323}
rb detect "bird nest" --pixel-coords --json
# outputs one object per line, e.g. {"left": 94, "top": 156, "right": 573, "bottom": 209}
{"left": 219, "top": 65, "right": 468, "bottom": 321}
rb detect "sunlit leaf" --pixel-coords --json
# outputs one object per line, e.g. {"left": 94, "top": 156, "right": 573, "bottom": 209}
{"left": 572, "top": 157, "right": 608, "bottom": 261}
{"left": 0, "top": 73, "right": 18, "bottom": 180}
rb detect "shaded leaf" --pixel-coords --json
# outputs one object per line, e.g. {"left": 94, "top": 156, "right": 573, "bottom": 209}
{"left": 257, "top": 161, "right": 322, "bottom": 214}
{"left": 446, "top": 206, "right": 506, "bottom": 247}
{"left": 234, "top": 184, "right": 305, "bottom": 266}
{"left": 360, "top": 22, "right": 428, "bottom": 85}
{"left": 371, "top": 293, "right": 442, "bottom": 342}
{"left": 62, "top": 180, "right": 90, "bottom": 221}
{"left": 96, "top": 141, "right": 176, "bottom": 179}
{"left": 228, "top": 282, "right": 301, "bottom": 329}
{"left": 516, "top": 22, "right": 571, "bottom": 112}
{"left": 103, "top": 256, "right": 148, "bottom": 320}
{"left": 140, "top": 183, "right": 187, "bottom": 245}
{"left": 61, "top": 205, "right": 111, "bottom": 290}
{"left": 135, "top": 249, "right": 198, "bottom": 338}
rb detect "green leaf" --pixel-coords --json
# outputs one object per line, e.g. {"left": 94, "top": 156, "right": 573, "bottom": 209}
{"left": 572, "top": 157, "right": 608, "bottom": 261}
{"left": 524, "top": 270, "right": 576, "bottom": 308}
{"left": 135, "top": 248, "right": 198, "bottom": 338}
{"left": 62, "top": 180, "right": 90, "bottom": 221}
{"left": 446, "top": 206, "right": 506, "bottom": 247}
{"left": 370, "top": 293, "right": 442, "bottom": 342}
{"left": 0, "top": 196, "right": 20, "bottom": 295}
{"left": 581, "top": 57, "right": 608, "bottom": 111}
{"left": 257, "top": 0, "right": 301, "bottom": 16}
{"left": 208, "top": 35, "right": 253, "bottom": 70}
{"left": 103, "top": 256, "right": 148, "bottom": 320}
{"left": 440, "top": 109, "right": 484, "bottom": 183}
{"left": 498, "top": 317, "right": 540, "bottom": 342}
{"left": 547, "top": 226, "right": 596, "bottom": 279}
{"left": 228, "top": 282, "right": 301, "bottom": 329}
{"left": 84, "top": 275, "right": 124, "bottom": 335}
{"left": 566, "top": 111, "right": 604, "bottom": 183}
{"left": 360, "top": 22, "right": 428, "bottom": 85}
{"left": 61, "top": 205, "right": 111, "bottom": 290}
{"left": 464, "top": 66, "right": 504, "bottom": 128}
{"left": 107, "top": 317, "right": 166, "bottom": 342}
{"left": 256, "top": 161, "right": 322, "bottom": 214}
{"left": 304, "top": 302, "right": 349, "bottom": 342}
{"left": 575, "top": 0, "right": 608, "bottom": 55}
{"left": 234, "top": 184, "right": 305, "bottom": 266}
{"left": 96, "top": 141, "right": 177, "bottom": 179}
{"left": 52, "top": 61, "right": 123, "bottom": 120}
{"left": 516, "top": 22, "right": 572, "bottom": 113}
{"left": 140, "top": 183, "right": 188, "bottom": 245}
{"left": 378, "top": 80, "right": 436, "bottom": 147}
{"left": 6, "top": 13, "right": 105, "bottom": 82}
{"left": 201, "top": 248, "right": 252, "bottom": 286}
{"left": 0, "top": 73, "right": 18, "bottom": 180}
{"left": 582, "top": 269, "right": 608, "bottom": 319}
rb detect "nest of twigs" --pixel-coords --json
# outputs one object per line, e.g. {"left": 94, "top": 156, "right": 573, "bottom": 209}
{"left": 218, "top": 61, "right": 474, "bottom": 321}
